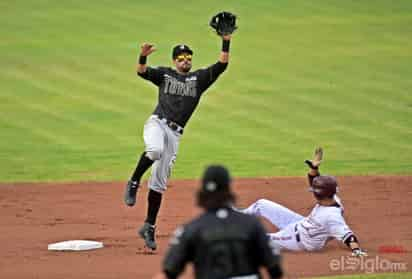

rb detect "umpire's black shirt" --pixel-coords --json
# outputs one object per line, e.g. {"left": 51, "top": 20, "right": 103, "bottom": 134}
{"left": 163, "top": 207, "right": 282, "bottom": 279}
{"left": 138, "top": 62, "right": 227, "bottom": 127}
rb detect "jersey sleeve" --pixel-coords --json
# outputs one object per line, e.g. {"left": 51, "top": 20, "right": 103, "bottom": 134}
{"left": 326, "top": 211, "right": 353, "bottom": 242}
{"left": 196, "top": 62, "right": 228, "bottom": 92}
{"left": 137, "top": 66, "right": 164, "bottom": 86}
{"left": 253, "top": 219, "right": 282, "bottom": 272}
{"left": 162, "top": 225, "right": 192, "bottom": 278}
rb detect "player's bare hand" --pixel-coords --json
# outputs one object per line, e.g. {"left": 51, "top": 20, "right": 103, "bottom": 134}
{"left": 312, "top": 147, "right": 323, "bottom": 167}
{"left": 305, "top": 147, "right": 323, "bottom": 169}
{"left": 351, "top": 248, "right": 368, "bottom": 257}
{"left": 140, "top": 43, "right": 156, "bottom": 56}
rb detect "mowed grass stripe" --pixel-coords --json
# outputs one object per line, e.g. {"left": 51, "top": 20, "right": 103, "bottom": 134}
{"left": 47, "top": 57, "right": 158, "bottom": 106}
{"left": 40, "top": 65, "right": 155, "bottom": 111}
{"left": 0, "top": 110, "right": 74, "bottom": 148}
{"left": 2, "top": 68, "right": 143, "bottom": 119}
{"left": 288, "top": 92, "right": 412, "bottom": 149}
{"left": 209, "top": 83, "right": 411, "bottom": 152}
{"left": 1, "top": 73, "right": 142, "bottom": 148}
{"left": 0, "top": 93, "right": 133, "bottom": 148}
{"left": 2, "top": 69, "right": 126, "bottom": 119}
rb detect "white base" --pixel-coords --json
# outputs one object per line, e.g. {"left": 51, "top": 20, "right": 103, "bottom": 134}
{"left": 48, "top": 240, "right": 104, "bottom": 251}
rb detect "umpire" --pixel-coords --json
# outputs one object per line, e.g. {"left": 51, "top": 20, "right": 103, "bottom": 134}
{"left": 154, "top": 165, "right": 283, "bottom": 279}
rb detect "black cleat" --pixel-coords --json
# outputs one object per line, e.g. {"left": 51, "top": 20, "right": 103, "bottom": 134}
{"left": 124, "top": 180, "right": 139, "bottom": 206}
{"left": 138, "top": 222, "right": 157, "bottom": 250}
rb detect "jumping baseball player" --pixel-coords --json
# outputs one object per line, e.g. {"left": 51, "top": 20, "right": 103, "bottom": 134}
{"left": 153, "top": 165, "right": 283, "bottom": 279}
{"left": 124, "top": 12, "right": 237, "bottom": 250}
{"left": 240, "top": 148, "right": 368, "bottom": 257}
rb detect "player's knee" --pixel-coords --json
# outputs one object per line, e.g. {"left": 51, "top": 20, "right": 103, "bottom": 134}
{"left": 146, "top": 149, "right": 163, "bottom": 161}
{"left": 247, "top": 199, "right": 270, "bottom": 215}
{"left": 255, "top": 199, "right": 275, "bottom": 212}
{"left": 256, "top": 198, "right": 271, "bottom": 207}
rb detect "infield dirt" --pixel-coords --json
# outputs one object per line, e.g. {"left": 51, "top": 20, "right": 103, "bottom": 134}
{"left": 0, "top": 176, "right": 411, "bottom": 278}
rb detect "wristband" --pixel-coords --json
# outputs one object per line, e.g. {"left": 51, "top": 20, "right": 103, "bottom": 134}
{"left": 222, "top": 39, "right": 230, "bottom": 52}
{"left": 139, "top": 55, "right": 147, "bottom": 65}
{"left": 304, "top": 160, "right": 318, "bottom": 170}
{"left": 344, "top": 234, "right": 358, "bottom": 247}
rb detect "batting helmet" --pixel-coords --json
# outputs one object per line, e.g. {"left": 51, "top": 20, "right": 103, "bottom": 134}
{"left": 309, "top": 175, "right": 338, "bottom": 200}
{"left": 196, "top": 165, "right": 235, "bottom": 209}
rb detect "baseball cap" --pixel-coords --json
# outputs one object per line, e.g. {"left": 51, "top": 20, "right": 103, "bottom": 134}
{"left": 201, "top": 165, "right": 231, "bottom": 193}
{"left": 172, "top": 44, "right": 193, "bottom": 59}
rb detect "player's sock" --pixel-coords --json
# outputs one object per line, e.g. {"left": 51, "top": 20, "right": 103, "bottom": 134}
{"left": 145, "top": 189, "right": 162, "bottom": 225}
{"left": 131, "top": 152, "right": 154, "bottom": 183}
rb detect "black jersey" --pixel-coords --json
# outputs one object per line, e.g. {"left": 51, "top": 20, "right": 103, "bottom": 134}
{"left": 138, "top": 62, "right": 228, "bottom": 127}
{"left": 163, "top": 207, "right": 282, "bottom": 279}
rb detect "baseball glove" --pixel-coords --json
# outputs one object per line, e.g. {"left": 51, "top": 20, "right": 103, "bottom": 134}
{"left": 352, "top": 248, "right": 368, "bottom": 257}
{"left": 209, "top": 11, "right": 237, "bottom": 36}
{"left": 305, "top": 147, "right": 323, "bottom": 169}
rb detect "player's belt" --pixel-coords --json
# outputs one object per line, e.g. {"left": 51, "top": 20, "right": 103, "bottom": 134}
{"left": 294, "top": 224, "right": 301, "bottom": 242}
{"left": 154, "top": 115, "right": 184, "bottom": 135}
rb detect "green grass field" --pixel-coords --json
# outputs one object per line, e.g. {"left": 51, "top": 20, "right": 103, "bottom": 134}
{"left": 1, "top": 0, "right": 412, "bottom": 182}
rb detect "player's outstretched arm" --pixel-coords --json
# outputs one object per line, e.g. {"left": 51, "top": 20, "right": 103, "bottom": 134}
{"left": 219, "top": 35, "right": 231, "bottom": 64}
{"left": 137, "top": 42, "right": 156, "bottom": 74}
{"left": 209, "top": 11, "right": 237, "bottom": 64}
{"left": 305, "top": 147, "right": 323, "bottom": 184}
{"left": 344, "top": 234, "right": 368, "bottom": 257}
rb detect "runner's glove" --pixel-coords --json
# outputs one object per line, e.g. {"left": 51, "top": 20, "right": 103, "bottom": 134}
{"left": 352, "top": 248, "right": 368, "bottom": 257}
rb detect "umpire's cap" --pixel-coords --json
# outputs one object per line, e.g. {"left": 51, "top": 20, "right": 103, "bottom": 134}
{"left": 197, "top": 165, "right": 236, "bottom": 209}
{"left": 309, "top": 175, "right": 338, "bottom": 200}
{"left": 172, "top": 44, "right": 193, "bottom": 59}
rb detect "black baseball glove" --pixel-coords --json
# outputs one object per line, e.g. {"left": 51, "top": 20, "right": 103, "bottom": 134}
{"left": 209, "top": 11, "right": 237, "bottom": 36}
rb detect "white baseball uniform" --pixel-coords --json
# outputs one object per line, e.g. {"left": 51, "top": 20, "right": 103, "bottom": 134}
{"left": 241, "top": 196, "right": 353, "bottom": 251}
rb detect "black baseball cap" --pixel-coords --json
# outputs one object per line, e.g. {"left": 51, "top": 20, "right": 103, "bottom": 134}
{"left": 197, "top": 165, "right": 235, "bottom": 209}
{"left": 172, "top": 44, "right": 193, "bottom": 59}
{"left": 201, "top": 165, "right": 231, "bottom": 193}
